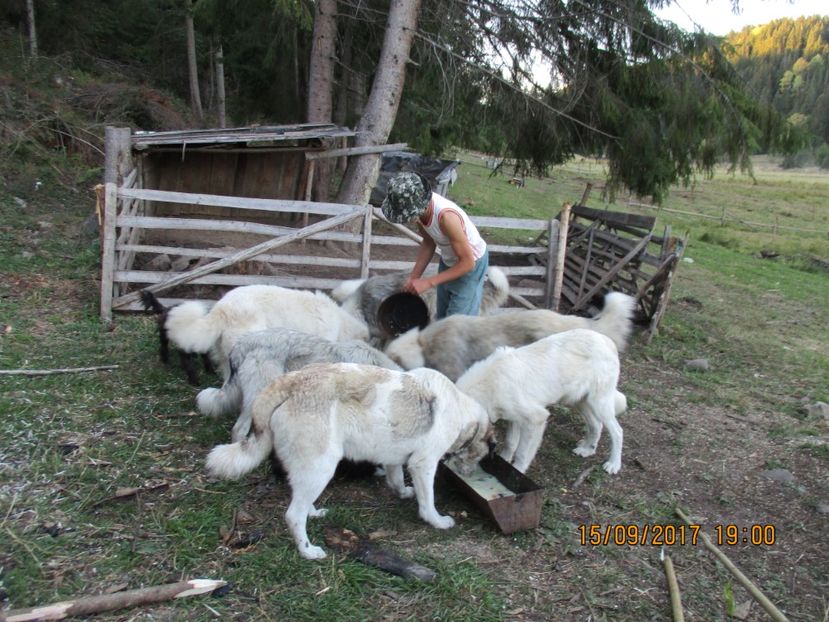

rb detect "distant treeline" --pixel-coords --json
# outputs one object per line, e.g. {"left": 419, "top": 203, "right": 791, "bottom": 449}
{"left": 725, "top": 16, "right": 829, "bottom": 159}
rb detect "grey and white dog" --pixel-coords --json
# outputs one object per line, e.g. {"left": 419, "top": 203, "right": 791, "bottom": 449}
{"left": 196, "top": 328, "right": 402, "bottom": 441}
{"left": 332, "top": 266, "right": 510, "bottom": 346}
{"left": 385, "top": 292, "right": 636, "bottom": 382}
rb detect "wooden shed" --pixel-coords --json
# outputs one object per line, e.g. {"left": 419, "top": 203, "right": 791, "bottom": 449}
{"left": 98, "top": 124, "right": 566, "bottom": 323}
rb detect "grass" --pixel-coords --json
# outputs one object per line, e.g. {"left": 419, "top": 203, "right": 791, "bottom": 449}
{"left": 1, "top": 150, "right": 828, "bottom": 620}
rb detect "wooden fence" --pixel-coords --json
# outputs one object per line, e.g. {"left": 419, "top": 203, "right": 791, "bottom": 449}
{"left": 99, "top": 179, "right": 561, "bottom": 322}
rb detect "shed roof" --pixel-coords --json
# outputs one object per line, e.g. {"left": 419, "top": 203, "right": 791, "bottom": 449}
{"left": 132, "top": 123, "right": 355, "bottom": 150}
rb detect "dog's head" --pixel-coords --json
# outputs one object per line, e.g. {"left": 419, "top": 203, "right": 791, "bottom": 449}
{"left": 447, "top": 417, "right": 496, "bottom": 476}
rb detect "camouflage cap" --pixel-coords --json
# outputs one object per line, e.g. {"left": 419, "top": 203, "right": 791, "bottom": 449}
{"left": 381, "top": 172, "right": 432, "bottom": 224}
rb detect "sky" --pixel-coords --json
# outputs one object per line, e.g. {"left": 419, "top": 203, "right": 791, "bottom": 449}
{"left": 656, "top": 0, "right": 828, "bottom": 36}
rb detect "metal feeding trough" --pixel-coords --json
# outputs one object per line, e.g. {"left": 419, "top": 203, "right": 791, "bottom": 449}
{"left": 441, "top": 454, "right": 544, "bottom": 534}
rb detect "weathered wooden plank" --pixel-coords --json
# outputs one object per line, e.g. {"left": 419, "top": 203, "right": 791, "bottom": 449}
{"left": 100, "top": 183, "right": 118, "bottom": 322}
{"left": 544, "top": 218, "right": 558, "bottom": 308}
{"left": 112, "top": 209, "right": 363, "bottom": 309}
{"left": 360, "top": 206, "right": 372, "bottom": 279}
{"left": 552, "top": 203, "right": 571, "bottom": 311}
{"left": 131, "top": 124, "right": 355, "bottom": 149}
{"left": 572, "top": 233, "right": 652, "bottom": 310}
{"left": 470, "top": 215, "right": 550, "bottom": 230}
{"left": 114, "top": 270, "right": 347, "bottom": 291}
{"left": 118, "top": 187, "right": 362, "bottom": 216}
{"left": 117, "top": 244, "right": 362, "bottom": 270}
{"left": 571, "top": 204, "right": 655, "bottom": 231}
{"left": 306, "top": 143, "right": 408, "bottom": 161}
{"left": 568, "top": 222, "right": 662, "bottom": 267}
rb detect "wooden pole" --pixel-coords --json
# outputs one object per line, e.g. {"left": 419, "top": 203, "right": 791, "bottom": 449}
{"left": 661, "top": 548, "right": 685, "bottom": 622}
{"left": 543, "top": 218, "right": 559, "bottom": 308}
{"left": 675, "top": 507, "right": 790, "bottom": 622}
{"left": 103, "top": 127, "right": 132, "bottom": 186}
{"left": 360, "top": 205, "right": 372, "bottom": 279}
{"left": 100, "top": 182, "right": 118, "bottom": 323}
{"left": 0, "top": 579, "right": 227, "bottom": 622}
{"left": 0, "top": 365, "right": 118, "bottom": 376}
{"left": 551, "top": 202, "right": 572, "bottom": 311}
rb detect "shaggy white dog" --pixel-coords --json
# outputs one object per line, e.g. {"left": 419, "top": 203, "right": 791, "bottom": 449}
{"left": 206, "top": 363, "right": 493, "bottom": 560}
{"left": 163, "top": 285, "right": 369, "bottom": 378}
{"left": 196, "top": 328, "right": 402, "bottom": 441}
{"left": 385, "top": 291, "right": 635, "bottom": 381}
{"left": 456, "top": 329, "right": 626, "bottom": 474}
{"left": 332, "top": 266, "right": 510, "bottom": 345}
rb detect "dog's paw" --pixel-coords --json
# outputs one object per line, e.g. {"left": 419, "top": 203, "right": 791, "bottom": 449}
{"left": 398, "top": 485, "right": 415, "bottom": 499}
{"left": 573, "top": 442, "right": 596, "bottom": 458}
{"left": 429, "top": 514, "right": 455, "bottom": 530}
{"left": 602, "top": 460, "right": 621, "bottom": 475}
{"left": 300, "top": 544, "right": 327, "bottom": 560}
{"left": 309, "top": 507, "right": 328, "bottom": 518}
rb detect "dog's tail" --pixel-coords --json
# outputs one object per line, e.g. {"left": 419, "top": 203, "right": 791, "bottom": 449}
{"left": 481, "top": 266, "right": 510, "bottom": 314}
{"left": 141, "top": 290, "right": 171, "bottom": 364}
{"left": 205, "top": 380, "right": 289, "bottom": 480}
{"left": 330, "top": 278, "right": 365, "bottom": 303}
{"left": 164, "top": 300, "right": 220, "bottom": 354}
{"left": 588, "top": 292, "right": 636, "bottom": 352}
{"left": 196, "top": 384, "right": 241, "bottom": 418}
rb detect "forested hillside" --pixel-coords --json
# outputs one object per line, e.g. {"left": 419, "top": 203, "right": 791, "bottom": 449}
{"left": 724, "top": 16, "right": 829, "bottom": 164}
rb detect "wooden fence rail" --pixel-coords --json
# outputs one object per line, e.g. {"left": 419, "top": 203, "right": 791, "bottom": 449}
{"left": 100, "top": 185, "right": 559, "bottom": 321}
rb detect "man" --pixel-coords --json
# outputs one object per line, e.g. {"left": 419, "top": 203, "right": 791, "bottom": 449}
{"left": 381, "top": 172, "right": 489, "bottom": 318}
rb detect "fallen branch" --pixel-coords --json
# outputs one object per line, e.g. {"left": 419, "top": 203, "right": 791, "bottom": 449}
{"left": 324, "top": 527, "right": 436, "bottom": 581}
{"left": 0, "top": 578, "right": 227, "bottom": 621}
{"left": 0, "top": 365, "right": 119, "bottom": 376}
{"left": 660, "top": 547, "right": 685, "bottom": 622}
{"left": 571, "top": 465, "right": 595, "bottom": 489}
{"left": 675, "top": 507, "right": 790, "bottom": 622}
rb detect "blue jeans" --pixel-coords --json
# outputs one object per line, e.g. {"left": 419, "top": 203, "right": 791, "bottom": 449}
{"left": 436, "top": 250, "right": 489, "bottom": 319}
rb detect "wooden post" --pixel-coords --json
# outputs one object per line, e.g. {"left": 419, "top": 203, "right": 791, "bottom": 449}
{"left": 720, "top": 205, "right": 726, "bottom": 226}
{"left": 0, "top": 579, "right": 227, "bottom": 622}
{"left": 301, "top": 159, "right": 316, "bottom": 243}
{"left": 360, "top": 205, "right": 372, "bottom": 279}
{"left": 104, "top": 127, "right": 132, "bottom": 185}
{"left": 100, "top": 183, "right": 118, "bottom": 323}
{"left": 551, "top": 203, "right": 572, "bottom": 311}
{"left": 543, "top": 218, "right": 559, "bottom": 308}
{"left": 580, "top": 183, "right": 593, "bottom": 206}
{"left": 103, "top": 126, "right": 132, "bottom": 302}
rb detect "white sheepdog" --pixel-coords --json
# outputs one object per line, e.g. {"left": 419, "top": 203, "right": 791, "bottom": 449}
{"left": 196, "top": 328, "right": 401, "bottom": 441}
{"left": 206, "top": 363, "right": 493, "bottom": 560}
{"left": 163, "top": 285, "right": 369, "bottom": 378}
{"left": 457, "top": 329, "right": 627, "bottom": 474}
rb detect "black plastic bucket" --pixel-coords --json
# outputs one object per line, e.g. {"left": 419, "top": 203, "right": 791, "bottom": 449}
{"left": 376, "top": 292, "right": 430, "bottom": 339}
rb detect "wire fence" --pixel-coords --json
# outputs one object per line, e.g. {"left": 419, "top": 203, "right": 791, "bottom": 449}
{"left": 625, "top": 199, "right": 828, "bottom": 235}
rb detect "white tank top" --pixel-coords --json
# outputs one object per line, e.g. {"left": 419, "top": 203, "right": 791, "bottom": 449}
{"left": 420, "top": 193, "right": 486, "bottom": 266}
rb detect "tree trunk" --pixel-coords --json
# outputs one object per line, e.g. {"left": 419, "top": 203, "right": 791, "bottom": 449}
{"left": 184, "top": 0, "right": 203, "bottom": 122}
{"left": 216, "top": 44, "right": 226, "bottom": 128}
{"left": 336, "top": 0, "right": 422, "bottom": 205}
{"left": 334, "top": 15, "right": 354, "bottom": 174}
{"left": 307, "top": 0, "right": 338, "bottom": 201}
{"left": 26, "top": 0, "right": 37, "bottom": 57}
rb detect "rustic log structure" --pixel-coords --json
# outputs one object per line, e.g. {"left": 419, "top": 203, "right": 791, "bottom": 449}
{"left": 553, "top": 201, "right": 687, "bottom": 340}
{"left": 99, "top": 124, "right": 563, "bottom": 322}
